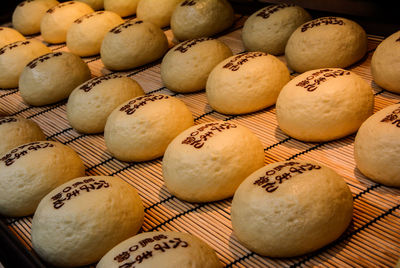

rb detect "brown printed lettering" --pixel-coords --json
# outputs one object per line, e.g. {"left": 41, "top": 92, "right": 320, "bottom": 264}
{"left": 295, "top": 69, "right": 350, "bottom": 92}
{"left": 253, "top": 162, "right": 321, "bottom": 193}
{"left": 223, "top": 52, "right": 266, "bottom": 71}
{"left": 79, "top": 74, "right": 123, "bottom": 92}
{"left": 50, "top": 178, "right": 110, "bottom": 209}
{"left": 119, "top": 94, "right": 169, "bottom": 115}
{"left": 380, "top": 106, "right": 400, "bottom": 128}
{"left": 301, "top": 17, "right": 345, "bottom": 32}
{"left": 0, "top": 117, "right": 17, "bottom": 126}
{"left": 113, "top": 235, "right": 189, "bottom": 268}
{"left": 0, "top": 40, "right": 31, "bottom": 55}
{"left": 181, "top": 122, "right": 237, "bottom": 149}
{"left": 0, "top": 141, "right": 54, "bottom": 167}
{"left": 256, "top": 4, "right": 295, "bottom": 19}
{"left": 174, "top": 37, "right": 212, "bottom": 53}
{"left": 47, "top": 1, "right": 76, "bottom": 14}
{"left": 27, "top": 52, "right": 62, "bottom": 69}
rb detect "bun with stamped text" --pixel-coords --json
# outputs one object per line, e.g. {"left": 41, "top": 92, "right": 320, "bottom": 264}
{"left": 67, "top": 10, "right": 123, "bottom": 57}
{"left": 12, "top": 0, "right": 59, "bottom": 35}
{"left": 206, "top": 52, "right": 290, "bottom": 114}
{"left": 276, "top": 68, "right": 374, "bottom": 142}
{"left": 242, "top": 4, "right": 311, "bottom": 55}
{"left": 67, "top": 74, "right": 144, "bottom": 134}
{"left": 171, "top": 0, "right": 234, "bottom": 41}
{"left": 371, "top": 30, "right": 400, "bottom": 94}
{"left": 285, "top": 17, "right": 367, "bottom": 73}
{"left": 163, "top": 121, "right": 265, "bottom": 202}
{"left": 40, "top": 1, "right": 94, "bottom": 44}
{"left": 0, "top": 39, "right": 51, "bottom": 88}
{"left": 354, "top": 103, "right": 400, "bottom": 187}
{"left": 101, "top": 20, "right": 168, "bottom": 71}
{"left": 97, "top": 231, "right": 223, "bottom": 268}
{"left": 161, "top": 38, "right": 232, "bottom": 93}
{"left": 0, "top": 141, "right": 85, "bottom": 217}
{"left": 19, "top": 51, "right": 91, "bottom": 106}
{"left": 32, "top": 176, "right": 144, "bottom": 267}
{"left": 231, "top": 160, "right": 353, "bottom": 257}
{"left": 105, "top": 94, "right": 194, "bottom": 162}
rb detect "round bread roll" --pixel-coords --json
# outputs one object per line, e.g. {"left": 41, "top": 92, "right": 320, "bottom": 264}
{"left": 242, "top": 4, "right": 311, "bottom": 55}
{"left": 40, "top": 1, "right": 94, "bottom": 44}
{"left": 276, "top": 68, "right": 374, "bottom": 142}
{"left": 354, "top": 104, "right": 400, "bottom": 187}
{"left": 371, "top": 31, "right": 400, "bottom": 94}
{"left": 0, "top": 116, "right": 45, "bottom": 156}
{"left": 32, "top": 176, "right": 144, "bottom": 267}
{"left": 231, "top": 160, "right": 353, "bottom": 257}
{"left": 0, "top": 39, "right": 51, "bottom": 89}
{"left": 163, "top": 121, "right": 265, "bottom": 202}
{"left": 105, "top": 94, "right": 194, "bottom": 162}
{"left": 97, "top": 231, "right": 222, "bottom": 268}
{"left": 0, "top": 141, "right": 85, "bottom": 217}
{"left": 161, "top": 38, "right": 232, "bottom": 93}
{"left": 206, "top": 52, "right": 290, "bottom": 114}
{"left": 76, "top": 0, "right": 103, "bottom": 10}
{"left": 104, "top": 0, "right": 139, "bottom": 17}
{"left": 19, "top": 51, "right": 91, "bottom": 106}
{"left": 137, "top": 0, "right": 182, "bottom": 28}
{"left": 67, "top": 74, "right": 145, "bottom": 134}
{"left": 0, "top": 27, "right": 26, "bottom": 48}
{"left": 171, "top": 0, "right": 234, "bottom": 41}
{"left": 12, "top": 0, "right": 59, "bottom": 35}
{"left": 285, "top": 17, "right": 367, "bottom": 73}
{"left": 67, "top": 11, "right": 123, "bottom": 57}
{"left": 101, "top": 20, "right": 168, "bottom": 71}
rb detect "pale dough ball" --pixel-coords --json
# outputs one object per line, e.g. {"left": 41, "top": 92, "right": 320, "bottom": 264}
{"left": 161, "top": 38, "right": 232, "bottom": 93}
{"left": 285, "top": 17, "right": 367, "bottom": 73}
{"left": 67, "top": 74, "right": 145, "bottom": 134}
{"left": 0, "top": 39, "right": 51, "bottom": 88}
{"left": 206, "top": 52, "right": 290, "bottom": 114}
{"left": 163, "top": 121, "right": 265, "bottom": 202}
{"left": 101, "top": 20, "right": 168, "bottom": 71}
{"left": 32, "top": 176, "right": 144, "bottom": 267}
{"left": 67, "top": 11, "right": 123, "bottom": 57}
{"left": 242, "top": 4, "right": 311, "bottom": 55}
{"left": 354, "top": 104, "right": 400, "bottom": 187}
{"left": 231, "top": 160, "right": 353, "bottom": 257}
{"left": 371, "top": 31, "right": 400, "bottom": 94}
{"left": 137, "top": 0, "right": 182, "bottom": 28}
{"left": 0, "top": 141, "right": 85, "bottom": 217}
{"left": 76, "top": 0, "right": 103, "bottom": 10}
{"left": 98, "top": 231, "right": 222, "bottom": 268}
{"left": 104, "top": 0, "right": 140, "bottom": 17}
{"left": 171, "top": 0, "right": 234, "bottom": 41}
{"left": 104, "top": 94, "right": 194, "bottom": 162}
{"left": 276, "top": 68, "right": 374, "bottom": 142}
{"left": 19, "top": 51, "right": 91, "bottom": 106}
{"left": 12, "top": 0, "right": 59, "bottom": 35}
{"left": 40, "top": 1, "right": 94, "bottom": 44}
{"left": 0, "top": 27, "right": 25, "bottom": 48}
{"left": 0, "top": 116, "right": 45, "bottom": 156}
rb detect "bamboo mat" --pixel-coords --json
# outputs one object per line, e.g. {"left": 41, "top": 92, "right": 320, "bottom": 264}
{"left": 1, "top": 16, "right": 400, "bottom": 268}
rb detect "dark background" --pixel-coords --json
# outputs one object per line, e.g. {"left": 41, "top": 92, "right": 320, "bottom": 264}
{"left": 1, "top": 0, "right": 399, "bottom": 36}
